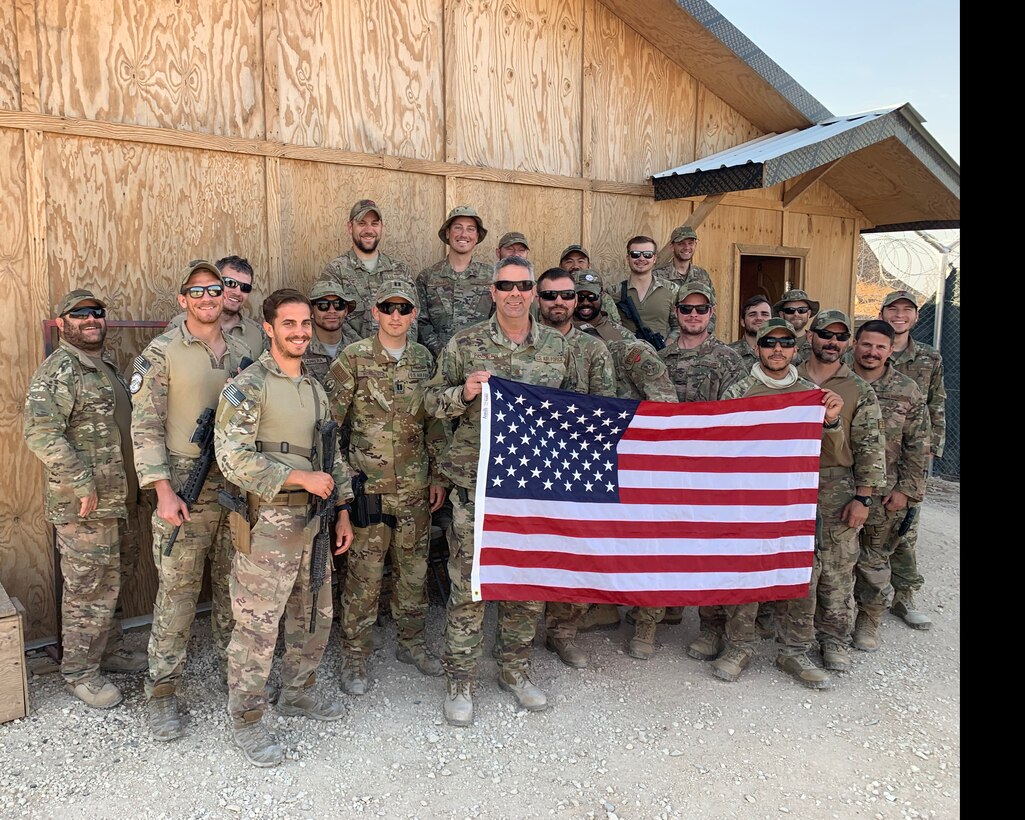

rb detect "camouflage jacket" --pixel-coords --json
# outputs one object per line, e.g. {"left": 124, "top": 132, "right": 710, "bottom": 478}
{"left": 563, "top": 326, "right": 617, "bottom": 397}
{"left": 319, "top": 249, "right": 413, "bottom": 340}
{"left": 727, "top": 338, "right": 758, "bottom": 371}
{"left": 654, "top": 262, "right": 715, "bottom": 335}
{"left": 415, "top": 257, "right": 495, "bottom": 358}
{"left": 327, "top": 336, "right": 449, "bottom": 495}
{"left": 168, "top": 311, "right": 267, "bottom": 361}
{"left": 303, "top": 328, "right": 360, "bottom": 385}
{"left": 865, "top": 362, "right": 931, "bottom": 501}
{"left": 575, "top": 315, "right": 675, "bottom": 401}
{"left": 658, "top": 336, "right": 746, "bottom": 402}
{"left": 214, "top": 351, "right": 347, "bottom": 502}
{"left": 890, "top": 337, "right": 946, "bottom": 459}
{"left": 423, "top": 317, "right": 573, "bottom": 489}
{"left": 24, "top": 342, "right": 132, "bottom": 523}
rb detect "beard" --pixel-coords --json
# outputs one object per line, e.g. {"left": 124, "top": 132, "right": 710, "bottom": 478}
{"left": 62, "top": 321, "right": 107, "bottom": 353}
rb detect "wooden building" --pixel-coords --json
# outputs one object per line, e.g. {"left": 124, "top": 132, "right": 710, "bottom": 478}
{"left": 0, "top": 0, "right": 960, "bottom": 641}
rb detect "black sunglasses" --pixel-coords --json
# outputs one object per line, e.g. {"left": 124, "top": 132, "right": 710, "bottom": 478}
{"left": 182, "top": 284, "right": 224, "bottom": 298}
{"left": 538, "top": 289, "right": 577, "bottom": 301}
{"left": 64, "top": 307, "right": 106, "bottom": 320}
{"left": 812, "top": 328, "right": 851, "bottom": 342}
{"left": 493, "top": 280, "right": 535, "bottom": 292}
{"left": 222, "top": 277, "right": 253, "bottom": 294}
{"left": 376, "top": 301, "right": 415, "bottom": 315}
{"left": 757, "top": 336, "right": 797, "bottom": 349}
{"left": 576, "top": 292, "right": 601, "bottom": 302}
{"left": 781, "top": 306, "right": 811, "bottom": 315}
{"left": 314, "top": 298, "right": 348, "bottom": 311}
{"left": 628, "top": 250, "right": 655, "bottom": 259}
{"left": 676, "top": 304, "right": 711, "bottom": 314}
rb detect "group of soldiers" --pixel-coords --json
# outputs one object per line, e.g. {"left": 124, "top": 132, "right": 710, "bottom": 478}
{"left": 22, "top": 198, "right": 945, "bottom": 768}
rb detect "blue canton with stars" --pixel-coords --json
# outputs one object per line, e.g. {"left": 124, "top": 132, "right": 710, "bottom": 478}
{"left": 483, "top": 376, "right": 641, "bottom": 503}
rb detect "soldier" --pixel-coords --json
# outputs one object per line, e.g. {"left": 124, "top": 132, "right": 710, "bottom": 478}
{"left": 423, "top": 256, "right": 573, "bottom": 726}
{"left": 713, "top": 318, "right": 844, "bottom": 688}
{"left": 24, "top": 289, "right": 147, "bottom": 708}
{"left": 798, "top": 310, "right": 887, "bottom": 673}
{"left": 558, "top": 245, "right": 591, "bottom": 274}
{"left": 328, "top": 279, "right": 449, "bottom": 695}
{"left": 131, "top": 260, "right": 250, "bottom": 741}
{"left": 415, "top": 205, "right": 494, "bottom": 358}
{"left": 773, "top": 289, "right": 819, "bottom": 365}
{"left": 614, "top": 236, "right": 677, "bottom": 346}
{"left": 849, "top": 319, "right": 930, "bottom": 652}
{"left": 215, "top": 288, "right": 353, "bottom": 768}
{"left": 303, "top": 280, "right": 361, "bottom": 384}
{"left": 496, "top": 232, "right": 530, "bottom": 260}
{"left": 319, "top": 199, "right": 413, "bottom": 341}
{"left": 654, "top": 225, "right": 717, "bottom": 336}
{"left": 879, "top": 290, "right": 946, "bottom": 630}
{"left": 535, "top": 269, "right": 616, "bottom": 669}
{"left": 728, "top": 295, "right": 773, "bottom": 371}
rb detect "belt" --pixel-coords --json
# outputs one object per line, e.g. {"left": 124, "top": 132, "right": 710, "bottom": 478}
{"left": 268, "top": 490, "right": 310, "bottom": 506}
{"left": 256, "top": 441, "right": 312, "bottom": 459}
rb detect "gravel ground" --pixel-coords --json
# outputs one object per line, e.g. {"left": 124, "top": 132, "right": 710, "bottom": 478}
{"left": 0, "top": 479, "right": 960, "bottom": 819}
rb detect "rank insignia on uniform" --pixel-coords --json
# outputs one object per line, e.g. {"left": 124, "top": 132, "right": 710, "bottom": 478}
{"left": 129, "top": 372, "right": 143, "bottom": 394}
{"left": 132, "top": 355, "right": 151, "bottom": 375}
{"left": 222, "top": 383, "right": 245, "bottom": 407}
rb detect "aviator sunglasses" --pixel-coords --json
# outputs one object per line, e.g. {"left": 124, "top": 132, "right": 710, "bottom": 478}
{"left": 182, "top": 284, "right": 224, "bottom": 298}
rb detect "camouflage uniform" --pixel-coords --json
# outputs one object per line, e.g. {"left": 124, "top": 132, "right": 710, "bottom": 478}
{"left": 576, "top": 315, "right": 676, "bottom": 402}
{"left": 423, "top": 317, "right": 573, "bottom": 679}
{"left": 132, "top": 322, "right": 249, "bottom": 697}
{"left": 168, "top": 311, "right": 267, "bottom": 361}
{"left": 24, "top": 340, "right": 141, "bottom": 685}
{"left": 727, "top": 338, "right": 758, "bottom": 372}
{"left": 215, "top": 350, "right": 348, "bottom": 724}
{"left": 304, "top": 328, "right": 361, "bottom": 385}
{"left": 415, "top": 258, "right": 495, "bottom": 358}
{"left": 653, "top": 262, "right": 716, "bottom": 335}
{"left": 319, "top": 249, "right": 412, "bottom": 340}
{"left": 327, "top": 336, "right": 449, "bottom": 666}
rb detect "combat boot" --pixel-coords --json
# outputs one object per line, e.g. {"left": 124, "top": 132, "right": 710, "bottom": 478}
{"left": 626, "top": 621, "right": 657, "bottom": 660}
{"left": 852, "top": 611, "right": 882, "bottom": 652}
{"left": 443, "top": 678, "right": 473, "bottom": 726}
{"left": 100, "top": 648, "right": 148, "bottom": 673}
{"left": 776, "top": 653, "right": 832, "bottom": 690}
{"left": 545, "top": 635, "right": 587, "bottom": 669}
{"left": 576, "top": 604, "right": 621, "bottom": 632}
{"left": 232, "top": 710, "right": 284, "bottom": 768}
{"left": 396, "top": 644, "right": 444, "bottom": 677}
{"left": 686, "top": 627, "right": 724, "bottom": 661}
{"left": 498, "top": 668, "right": 547, "bottom": 711}
{"left": 891, "top": 590, "right": 933, "bottom": 630}
{"left": 661, "top": 606, "right": 684, "bottom": 625}
{"left": 340, "top": 657, "right": 368, "bottom": 696}
{"left": 147, "top": 683, "right": 183, "bottom": 741}
{"left": 276, "top": 686, "right": 346, "bottom": 721}
{"left": 65, "top": 676, "right": 123, "bottom": 709}
{"left": 711, "top": 644, "right": 753, "bottom": 682}
{"left": 820, "top": 640, "right": 852, "bottom": 672}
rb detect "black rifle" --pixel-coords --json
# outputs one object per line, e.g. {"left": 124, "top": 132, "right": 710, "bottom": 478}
{"left": 162, "top": 407, "right": 217, "bottom": 556}
{"left": 307, "top": 419, "right": 339, "bottom": 632}
{"left": 617, "top": 281, "right": 666, "bottom": 351}
{"left": 896, "top": 505, "right": 918, "bottom": 537}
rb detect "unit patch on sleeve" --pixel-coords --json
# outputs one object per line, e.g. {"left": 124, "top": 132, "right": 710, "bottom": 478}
{"left": 129, "top": 372, "right": 144, "bottom": 394}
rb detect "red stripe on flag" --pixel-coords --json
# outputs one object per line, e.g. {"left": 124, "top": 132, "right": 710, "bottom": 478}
{"left": 483, "top": 515, "right": 816, "bottom": 539}
{"left": 621, "top": 421, "right": 823, "bottom": 442}
{"left": 618, "top": 453, "right": 821, "bottom": 473}
{"left": 635, "top": 390, "right": 823, "bottom": 417}
{"left": 478, "top": 583, "right": 812, "bottom": 607}
{"left": 479, "top": 548, "right": 813, "bottom": 573}
{"left": 618, "top": 487, "right": 819, "bottom": 506}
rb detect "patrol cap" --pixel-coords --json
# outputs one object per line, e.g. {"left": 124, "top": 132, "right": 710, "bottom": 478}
{"left": 57, "top": 288, "right": 106, "bottom": 317}
{"left": 349, "top": 199, "right": 382, "bottom": 222}
{"left": 882, "top": 289, "right": 919, "bottom": 309}
{"left": 560, "top": 244, "right": 590, "bottom": 263}
{"left": 671, "top": 225, "right": 698, "bottom": 243}
{"left": 374, "top": 279, "right": 419, "bottom": 307}
{"left": 574, "top": 270, "right": 604, "bottom": 295}
{"left": 497, "top": 231, "right": 529, "bottom": 249}
{"left": 308, "top": 280, "right": 358, "bottom": 306}
{"left": 179, "top": 259, "right": 223, "bottom": 292}
{"left": 756, "top": 317, "right": 797, "bottom": 342}
{"left": 438, "top": 205, "right": 487, "bottom": 243}
{"left": 772, "top": 288, "right": 820, "bottom": 316}
{"left": 811, "top": 309, "right": 852, "bottom": 332}
{"left": 676, "top": 280, "right": 716, "bottom": 305}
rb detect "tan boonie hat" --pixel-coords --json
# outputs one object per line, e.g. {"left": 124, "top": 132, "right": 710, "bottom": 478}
{"left": 179, "top": 259, "right": 223, "bottom": 292}
{"left": 497, "top": 231, "right": 529, "bottom": 249}
{"left": 308, "top": 280, "right": 358, "bottom": 306}
{"left": 349, "top": 199, "right": 382, "bottom": 222}
{"left": 574, "top": 270, "right": 603, "bottom": 295}
{"left": 560, "top": 244, "right": 590, "bottom": 263}
{"left": 882, "top": 289, "right": 919, "bottom": 309}
{"left": 676, "top": 280, "right": 716, "bottom": 305}
{"left": 57, "top": 288, "right": 106, "bottom": 317}
{"left": 772, "top": 288, "right": 820, "bottom": 316}
{"left": 811, "top": 309, "right": 852, "bottom": 332}
{"left": 374, "top": 279, "right": 419, "bottom": 307}
{"left": 756, "top": 317, "right": 797, "bottom": 342}
{"left": 671, "top": 226, "right": 698, "bottom": 243}
{"left": 438, "top": 205, "right": 487, "bottom": 244}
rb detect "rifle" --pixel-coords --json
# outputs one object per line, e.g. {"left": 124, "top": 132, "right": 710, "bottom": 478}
{"left": 307, "top": 419, "right": 339, "bottom": 632}
{"left": 162, "top": 407, "right": 217, "bottom": 556}
{"left": 617, "top": 281, "right": 666, "bottom": 351}
{"left": 896, "top": 506, "right": 918, "bottom": 538}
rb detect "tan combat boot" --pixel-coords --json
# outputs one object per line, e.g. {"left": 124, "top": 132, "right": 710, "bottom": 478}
{"left": 147, "top": 682, "right": 183, "bottom": 741}
{"left": 820, "top": 640, "right": 852, "bottom": 672}
{"left": 711, "top": 644, "right": 753, "bottom": 682}
{"left": 65, "top": 676, "right": 123, "bottom": 709}
{"left": 776, "top": 653, "right": 832, "bottom": 690}
{"left": 576, "top": 604, "right": 621, "bottom": 632}
{"left": 498, "top": 668, "right": 548, "bottom": 711}
{"left": 891, "top": 590, "right": 933, "bottom": 630}
{"left": 545, "top": 635, "right": 587, "bottom": 669}
{"left": 443, "top": 678, "right": 474, "bottom": 726}
{"left": 396, "top": 644, "right": 444, "bottom": 676}
{"left": 852, "top": 610, "right": 882, "bottom": 652}
{"left": 626, "top": 620, "right": 657, "bottom": 660}
{"left": 277, "top": 685, "right": 346, "bottom": 721}
{"left": 686, "top": 627, "right": 724, "bottom": 661}
{"left": 340, "top": 657, "right": 368, "bottom": 696}
{"left": 232, "top": 710, "right": 284, "bottom": 768}
{"left": 661, "top": 606, "right": 684, "bottom": 625}
{"left": 100, "top": 648, "right": 148, "bottom": 673}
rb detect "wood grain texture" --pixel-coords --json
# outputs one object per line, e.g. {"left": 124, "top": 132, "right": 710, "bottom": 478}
{"left": 783, "top": 212, "right": 857, "bottom": 316}
{"left": 0, "top": 2, "right": 20, "bottom": 110}
{"left": 694, "top": 85, "right": 762, "bottom": 163}
{"left": 446, "top": 0, "right": 582, "bottom": 176}
{"left": 32, "top": 0, "right": 264, "bottom": 138}
{"left": 13, "top": 0, "right": 39, "bottom": 113}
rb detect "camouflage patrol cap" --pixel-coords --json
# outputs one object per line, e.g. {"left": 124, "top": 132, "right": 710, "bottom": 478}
{"left": 374, "top": 279, "right": 419, "bottom": 307}
{"left": 438, "top": 205, "right": 487, "bottom": 244}
{"left": 179, "top": 259, "right": 223, "bottom": 292}
{"left": 308, "top": 280, "right": 358, "bottom": 306}
{"left": 560, "top": 244, "right": 590, "bottom": 263}
{"left": 772, "top": 288, "right": 820, "bottom": 316}
{"left": 676, "top": 280, "right": 716, "bottom": 305}
{"left": 56, "top": 288, "right": 106, "bottom": 317}
{"left": 882, "top": 289, "right": 919, "bottom": 309}
{"left": 349, "top": 199, "right": 382, "bottom": 222}
{"left": 671, "top": 225, "right": 698, "bottom": 243}
{"left": 574, "top": 270, "right": 604, "bottom": 295}
{"left": 811, "top": 309, "right": 852, "bottom": 332}
{"left": 497, "top": 231, "right": 529, "bottom": 249}
{"left": 755, "top": 317, "right": 797, "bottom": 342}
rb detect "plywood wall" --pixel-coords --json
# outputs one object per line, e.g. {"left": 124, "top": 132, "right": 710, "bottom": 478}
{"left": 784, "top": 212, "right": 858, "bottom": 315}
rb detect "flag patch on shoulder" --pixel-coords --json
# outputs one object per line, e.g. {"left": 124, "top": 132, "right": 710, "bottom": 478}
{"left": 132, "top": 355, "right": 151, "bottom": 375}
{"left": 222, "top": 383, "right": 245, "bottom": 407}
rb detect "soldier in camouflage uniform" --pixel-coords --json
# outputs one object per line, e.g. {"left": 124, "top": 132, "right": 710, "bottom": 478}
{"left": 327, "top": 280, "right": 450, "bottom": 695}
{"left": 496, "top": 231, "right": 530, "bottom": 260}
{"left": 24, "top": 289, "right": 147, "bottom": 709}
{"left": 216, "top": 288, "right": 353, "bottom": 768}
{"left": 849, "top": 320, "right": 930, "bottom": 652}
{"left": 534, "top": 269, "right": 616, "bottom": 669}
{"left": 653, "top": 226, "right": 717, "bottom": 336}
{"left": 879, "top": 290, "right": 946, "bottom": 629}
{"left": 318, "top": 199, "right": 413, "bottom": 341}
{"left": 131, "top": 260, "right": 250, "bottom": 740}
{"left": 798, "top": 310, "right": 887, "bottom": 673}
{"left": 712, "top": 318, "right": 844, "bottom": 689}
{"left": 415, "top": 206, "right": 495, "bottom": 358}
{"left": 423, "top": 256, "right": 574, "bottom": 726}
{"left": 559, "top": 245, "right": 619, "bottom": 321}
{"left": 773, "top": 289, "right": 819, "bottom": 366}
{"left": 727, "top": 295, "right": 773, "bottom": 372}
{"left": 303, "top": 280, "right": 361, "bottom": 384}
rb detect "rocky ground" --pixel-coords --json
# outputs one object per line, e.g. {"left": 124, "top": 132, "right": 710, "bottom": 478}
{"left": 0, "top": 479, "right": 960, "bottom": 819}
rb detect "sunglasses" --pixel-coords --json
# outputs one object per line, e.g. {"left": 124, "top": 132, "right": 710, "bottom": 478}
{"left": 812, "top": 328, "right": 851, "bottom": 342}
{"left": 757, "top": 336, "right": 797, "bottom": 349}
{"left": 493, "top": 280, "right": 535, "bottom": 292}
{"left": 314, "top": 298, "right": 348, "bottom": 311}
{"left": 222, "top": 277, "right": 254, "bottom": 294}
{"left": 576, "top": 292, "right": 601, "bottom": 303}
{"left": 64, "top": 307, "right": 106, "bottom": 320}
{"left": 676, "top": 304, "right": 712, "bottom": 314}
{"left": 376, "top": 301, "right": 415, "bottom": 315}
{"left": 628, "top": 250, "right": 655, "bottom": 260}
{"left": 538, "top": 289, "right": 577, "bottom": 301}
{"left": 781, "top": 307, "right": 811, "bottom": 315}
{"left": 182, "top": 284, "right": 224, "bottom": 298}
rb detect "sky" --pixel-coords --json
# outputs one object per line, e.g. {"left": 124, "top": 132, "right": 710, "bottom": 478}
{"left": 710, "top": 0, "right": 961, "bottom": 163}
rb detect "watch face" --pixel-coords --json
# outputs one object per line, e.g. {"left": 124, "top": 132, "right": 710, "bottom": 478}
{"left": 855, "top": 495, "right": 872, "bottom": 506}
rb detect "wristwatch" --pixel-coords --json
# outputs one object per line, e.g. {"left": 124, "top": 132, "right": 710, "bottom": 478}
{"left": 852, "top": 494, "right": 873, "bottom": 507}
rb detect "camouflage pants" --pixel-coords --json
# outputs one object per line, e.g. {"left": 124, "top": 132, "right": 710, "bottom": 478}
{"left": 341, "top": 487, "right": 431, "bottom": 661}
{"left": 855, "top": 503, "right": 900, "bottom": 616}
{"left": 227, "top": 505, "right": 332, "bottom": 722}
{"left": 723, "top": 556, "right": 821, "bottom": 654}
{"left": 890, "top": 502, "right": 924, "bottom": 592}
{"left": 104, "top": 496, "right": 145, "bottom": 656}
{"left": 446, "top": 491, "right": 543, "bottom": 679}
{"left": 813, "top": 468, "right": 860, "bottom": 645}
{"left": 145, "top": 456, "right": 233, "bottom": 697}
{"left": 545, "top": 601, "right": 589, "bottom": 641}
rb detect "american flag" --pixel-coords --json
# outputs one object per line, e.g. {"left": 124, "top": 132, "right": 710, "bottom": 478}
{"left": 471, "top": 376, "right": 825, "bottom": 606}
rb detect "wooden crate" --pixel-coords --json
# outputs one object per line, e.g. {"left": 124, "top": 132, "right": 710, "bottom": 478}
{"left": 0, "top": 582, "right": 29, "bottom": 723}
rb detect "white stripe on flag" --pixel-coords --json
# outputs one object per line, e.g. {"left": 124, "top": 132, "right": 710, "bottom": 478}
{"left": 484, "top": 496, "right": 817, "bottom": 523}
{"left": 618, "top": 439, "right": 823, "bottom": 457}
{"left": 630, "top": 405, "right": 824, "bottom": 429}
{"left": 618, "top": 470, "right": 820, "bottom": 490}
{"left": 480, "top": 532, "right": 815, "bottom": 556}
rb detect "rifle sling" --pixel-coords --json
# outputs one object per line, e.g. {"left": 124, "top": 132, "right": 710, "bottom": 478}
{"left": 617, "top": 280, "right": 657, "bottom": 342}
{"left": 256, "top": 440, "right": 312, "bottom": 459}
